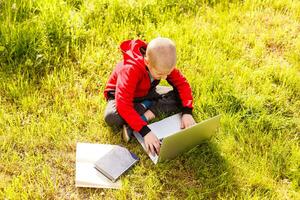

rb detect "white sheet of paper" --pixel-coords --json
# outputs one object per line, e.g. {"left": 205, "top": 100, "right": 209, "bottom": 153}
{"left": 75, "top": 143, "right": 122, "bottom": 189}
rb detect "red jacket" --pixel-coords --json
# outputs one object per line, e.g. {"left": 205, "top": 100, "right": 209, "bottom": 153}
{"left": 104, "top": 39, "right": 193, "bottom": 136}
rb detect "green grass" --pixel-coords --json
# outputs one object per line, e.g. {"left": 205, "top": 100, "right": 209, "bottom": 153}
{"left": 0, "top": 0, "right": 299, "bottom": 199}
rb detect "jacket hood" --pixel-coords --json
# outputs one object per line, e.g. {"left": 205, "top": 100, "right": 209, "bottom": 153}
{"left": 120, "top": 39, "right": 147, "bottom": 70}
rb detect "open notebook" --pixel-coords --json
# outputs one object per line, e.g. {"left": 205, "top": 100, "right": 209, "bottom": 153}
{"left": 75, "top": 143, "right": 122, "bottom": 189}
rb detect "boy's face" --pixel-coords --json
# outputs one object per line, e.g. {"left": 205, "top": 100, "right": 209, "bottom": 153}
{"left": 145, "top": 58, "right": 174, "bottom": 80}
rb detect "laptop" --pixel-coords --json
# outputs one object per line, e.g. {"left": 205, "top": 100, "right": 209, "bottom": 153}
{"left": 133, "top": 113, "right": 221, "bottom": 164}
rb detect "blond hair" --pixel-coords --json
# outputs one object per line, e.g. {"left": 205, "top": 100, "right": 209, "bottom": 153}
{"left": 146, "top": 37, "right": 176, "bottom": 71}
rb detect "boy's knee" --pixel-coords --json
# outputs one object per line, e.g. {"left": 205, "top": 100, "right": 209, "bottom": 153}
{"left": 104, "top": 112, "right": 124, "bottom": 127}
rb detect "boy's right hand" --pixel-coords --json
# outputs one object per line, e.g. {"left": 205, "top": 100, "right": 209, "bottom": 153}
{"left": 144, "top": 131, "right": 160, "bottom": 156}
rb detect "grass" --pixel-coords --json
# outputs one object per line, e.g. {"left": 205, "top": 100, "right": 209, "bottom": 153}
{"left": 0, "top": 0, "right": 299, "bottom": 199}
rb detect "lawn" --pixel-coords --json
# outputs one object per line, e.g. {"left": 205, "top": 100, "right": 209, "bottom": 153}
{"left": 0, "top": 0, "right": 299, "bottom": 199}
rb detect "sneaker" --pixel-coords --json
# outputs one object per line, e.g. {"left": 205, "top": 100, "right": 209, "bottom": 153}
{"left": 122, "top": 124, "right": 133, "bottom": 143}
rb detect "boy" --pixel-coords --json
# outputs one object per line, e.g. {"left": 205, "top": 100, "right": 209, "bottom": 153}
{"left": 103, "top": 37, "right": 196, "bottom": 156}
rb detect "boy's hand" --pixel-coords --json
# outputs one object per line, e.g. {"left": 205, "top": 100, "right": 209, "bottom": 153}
{"left": 144, "top": 131, "right": 160, "bottom": 156}
{"left": 181, "top": 114, "right": 196, "bottom": 129}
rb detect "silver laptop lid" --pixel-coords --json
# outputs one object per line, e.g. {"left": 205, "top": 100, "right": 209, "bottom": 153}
{"left": 158, "top": 115, "right": 221, "bottom": 162}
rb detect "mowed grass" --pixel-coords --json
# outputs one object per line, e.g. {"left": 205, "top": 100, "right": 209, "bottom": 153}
{"left": 0, "top": 0, "right": 299, "bottom": 199}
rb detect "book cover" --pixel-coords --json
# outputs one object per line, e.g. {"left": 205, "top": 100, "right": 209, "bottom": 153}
{"left": 94, "top": 145, "right": 139, "bottom": 182}
{"left": 75, "top": 143, "right": 122, "bottom": 189}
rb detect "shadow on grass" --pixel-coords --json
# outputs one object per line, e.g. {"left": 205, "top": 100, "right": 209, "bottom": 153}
{"left": 75, "top": 120, "right": 239, "bottom": 198}
{"left": 156, "top": 141, "right": 239, "bottom": 198}
{"left": 74, "top": 136, "right": 239, "bottom": 198}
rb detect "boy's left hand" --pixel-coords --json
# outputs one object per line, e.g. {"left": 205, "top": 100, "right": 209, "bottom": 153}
{"left": 181, "top": 114, "right": 196, "bottom": 129}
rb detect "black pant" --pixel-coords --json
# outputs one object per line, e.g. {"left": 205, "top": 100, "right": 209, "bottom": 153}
{"left": 104, "top": 86, "right": 182, "bottom": 129}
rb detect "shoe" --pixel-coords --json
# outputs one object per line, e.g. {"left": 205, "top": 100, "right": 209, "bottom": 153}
{"left": 122, "top": 124, "right": 133, "bottom": 143}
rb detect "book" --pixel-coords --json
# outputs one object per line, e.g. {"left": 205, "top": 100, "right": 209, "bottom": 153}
{"left": 94, "top": 145, "right": 139, "bottom": 182}
{"left": 75, "top": 142, "right": 122, "bottom": 189}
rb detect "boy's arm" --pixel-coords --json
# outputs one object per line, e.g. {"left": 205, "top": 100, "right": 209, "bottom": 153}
{"left": 115, "top": 66, "right": 151, "bottom": 137}
{"left": 166, "top": 68, "right": 193, "bottom": 114}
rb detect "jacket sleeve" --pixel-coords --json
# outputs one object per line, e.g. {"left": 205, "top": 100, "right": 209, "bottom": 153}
{"left": 167, "top": 68, "right": 193, "bottom": 115}
{"left": 115, "top": 66, "right": 151, "bottom": 136}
